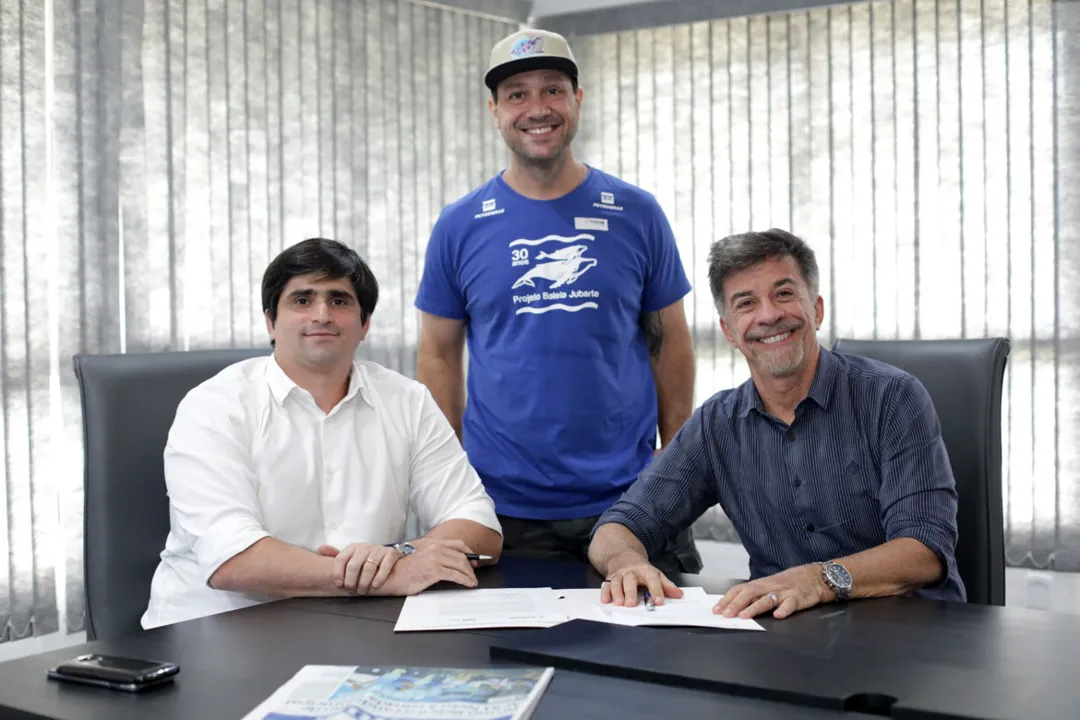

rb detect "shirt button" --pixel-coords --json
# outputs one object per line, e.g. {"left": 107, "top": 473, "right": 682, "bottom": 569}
{"left": 793, "top": 476, "right": 802, "bottom": 487}
{"left": 786, "top": 429, "right": 795, "bottom": 442}
{"left": 805, "top": 523, "right": 815, "bottom": 532}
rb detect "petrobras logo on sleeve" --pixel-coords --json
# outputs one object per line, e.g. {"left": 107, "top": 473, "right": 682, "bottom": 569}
{"left": 593, "top": 191, "right": 623, "bottom": 211}
{"left": 475, "top": 198, "right": 505, "bottom": 219}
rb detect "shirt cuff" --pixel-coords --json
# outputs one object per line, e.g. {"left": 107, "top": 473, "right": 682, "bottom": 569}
{"left": 194, "top": 520, "right": 271, "bottom": 587}
{"left": 889, "top": 524, "right": 957, "bottom": 590}
{"left": 414, "top": 296, "right": 467, "bottom": 321}
{"left": 642, "top": 282, "right": 692, "bottom": 314}
{"left": 594, "top": 502, "right": 666, "bottom": 556}
{"left": 438, "top": 503, "right": 503, "bottom": 537}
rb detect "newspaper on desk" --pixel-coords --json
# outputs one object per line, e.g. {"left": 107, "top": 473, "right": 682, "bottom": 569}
{"left": 394, "top": 586, "right": 763, "bottom": 632}
{"left": 241, "top": 664, "right": 554, "bottom": 720}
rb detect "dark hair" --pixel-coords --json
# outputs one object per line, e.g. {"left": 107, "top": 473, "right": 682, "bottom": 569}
{"left": 490, "top": 74, "right": 579, "bottom": 103}
{"left": 262, "top": 238, "right": 378, "bottom": 326}
{"left": 706, "top": 229, "right": 820, "bottom": 313}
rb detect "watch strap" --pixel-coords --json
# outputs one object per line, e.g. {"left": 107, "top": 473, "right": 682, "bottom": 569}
{"left": 820, "top": 561, "right": 851, "bottom": 601}
{"left": 388, "top": 542, "right": 416, "bottom": 556}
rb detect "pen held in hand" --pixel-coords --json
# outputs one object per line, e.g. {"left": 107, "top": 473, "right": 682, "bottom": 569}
{"left": 464, "top": 553, "right": 494, "bottom": 561}
{"left": 643, "top": 590, "right": 655, "bottom": 611}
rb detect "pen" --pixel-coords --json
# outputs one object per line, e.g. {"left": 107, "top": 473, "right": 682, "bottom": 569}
{"left": 643, "top": 590, "right": 655, "bottom": 611}
{"left": 465, "top": 554, "right": 494, "bottom": 561}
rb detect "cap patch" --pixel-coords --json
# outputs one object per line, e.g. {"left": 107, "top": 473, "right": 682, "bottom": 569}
{"left": 510, "top": 35, "right": 546, "bottom": 58}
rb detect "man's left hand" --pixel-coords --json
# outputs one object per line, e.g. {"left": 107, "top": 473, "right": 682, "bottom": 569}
{"left": 319, "top": 543, "right": 402, "bottom": 594}
{"left": 713, "top": 564, "right": 835, "bottom": 620}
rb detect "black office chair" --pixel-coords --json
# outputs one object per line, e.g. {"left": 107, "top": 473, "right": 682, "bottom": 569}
{"left": 832, "top": 338, "right": 1010, "bottom": 606}
{"left": 73, "top": 347, "right": 270, "bottom": 640}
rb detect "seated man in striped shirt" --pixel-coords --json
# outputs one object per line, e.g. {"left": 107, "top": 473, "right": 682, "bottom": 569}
{"left": 588, "top": 229, "right": 966, "bottom": 620}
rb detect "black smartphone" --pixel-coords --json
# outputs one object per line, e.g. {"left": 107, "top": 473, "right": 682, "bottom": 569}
{"left": 47, "top": 653, "right": 179, "bottom": 692}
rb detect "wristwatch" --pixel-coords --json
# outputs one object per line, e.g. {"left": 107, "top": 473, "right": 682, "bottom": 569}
{"left": 390, "top": 542, "right": 416, "bottom": 557}
{"left": 820, "top": 561, "right": 852, "bottom": 601}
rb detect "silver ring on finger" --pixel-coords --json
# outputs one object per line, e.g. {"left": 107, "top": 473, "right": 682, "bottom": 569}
{"left": 766, "top": 592, "right": 778, "bottom": 606}
{"left": 364, "top": 558, "right": 379, "bottom": 566}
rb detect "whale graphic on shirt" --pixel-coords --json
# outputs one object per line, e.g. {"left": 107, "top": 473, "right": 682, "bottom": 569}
{"left": 511, "top": 245, "right": 597, "bottom": 289}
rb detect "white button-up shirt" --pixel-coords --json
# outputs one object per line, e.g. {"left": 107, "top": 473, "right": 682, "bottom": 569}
{"left": 141, "top": 355, "right": 501, "bottom": 629}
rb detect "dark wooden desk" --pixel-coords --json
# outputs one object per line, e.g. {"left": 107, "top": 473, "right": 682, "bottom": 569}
{"left": 0, "top": 556, "right": 1075, "bottom": 719}
{"left": 0, "top": 603, "right": 847, "bottom": 719}
{"left": 286, "top": 557, "right": 1080, "bottom": 719}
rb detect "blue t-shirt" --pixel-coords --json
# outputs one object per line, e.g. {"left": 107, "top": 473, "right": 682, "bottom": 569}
{"left": 415, "top": 167, "right": 691, "bottom": 520}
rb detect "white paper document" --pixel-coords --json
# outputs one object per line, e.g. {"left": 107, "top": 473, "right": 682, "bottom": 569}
{"left": 394, "top": 586, "right": 762, "bottom": 632}
{"left": 550, "top": 586, "right": 708, "bottom": 623}
{"left": 593, "top": 594, "right": 765, "bottom": 631}
{"left": 394, "top": 588, "right": 571, "bottom": 632}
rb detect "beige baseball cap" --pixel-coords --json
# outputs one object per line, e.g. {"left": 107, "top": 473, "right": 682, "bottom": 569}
{"left": 484, "top": 29, "right": 579, "bottom": 92}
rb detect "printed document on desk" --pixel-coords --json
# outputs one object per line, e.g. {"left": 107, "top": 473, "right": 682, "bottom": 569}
{"left": 394, "top": 588, "right": 570, "bottom": 632}
{"left": 552, "top": 586, "right": 708, "bottom": 623}
{"left": 594, "top": 594, "right": 765, "bottom": 631}
{"left": 394, "top": 587, "right": 721, "bottom": 631}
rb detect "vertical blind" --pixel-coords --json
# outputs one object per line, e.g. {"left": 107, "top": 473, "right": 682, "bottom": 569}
{"left": 4, "top": 0, "right": 1079, "bottom": 643}
{"left": 571, "top": 0, "right": 1080, "bottom": 570}
{"left": 0, "top": 0, "right": 515, "bottom": 641}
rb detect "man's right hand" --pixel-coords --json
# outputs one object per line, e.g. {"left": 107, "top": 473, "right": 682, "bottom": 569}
{"left": 390, "top": 539, "right": 479, "bottom": 595}
{"left": 601, "top": 553, "right": 683, "bottom": 607}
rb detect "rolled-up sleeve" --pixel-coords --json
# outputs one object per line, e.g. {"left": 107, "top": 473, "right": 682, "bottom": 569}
{"left": 407, "top": 388, "right": 501, "bottom": 535}
{"left": 595, "top": 408, "right": 719, "bottom": 555}
{"left": 164, "top": 386, "right": 270, "bottom": 586}
{"left": 878, "top": 375, "right": 961, "bottom": 590}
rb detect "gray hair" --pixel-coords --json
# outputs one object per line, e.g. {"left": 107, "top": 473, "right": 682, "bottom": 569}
{"left": 706, "top": 229, "right": 820, "bottom": 314}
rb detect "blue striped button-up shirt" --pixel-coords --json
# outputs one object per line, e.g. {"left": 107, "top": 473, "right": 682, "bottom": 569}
{"left": 598, "top": 348, "right": 966, "bottom": 602}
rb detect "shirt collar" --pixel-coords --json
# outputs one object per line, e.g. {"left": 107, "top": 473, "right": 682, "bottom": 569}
{"left": 805, "top": 346, "right": 838, "bottom": 410}
{"left": 736, "top": 378, "right": 766, "bottom": 419}
{"left": 736, "top": 345, "right": 838, "bottom": 418}
{"left": 265, "top": 355, "right": 374, "bottom": 409}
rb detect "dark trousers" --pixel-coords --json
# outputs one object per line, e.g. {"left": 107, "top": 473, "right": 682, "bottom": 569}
{"left": 497, "top": 514, "right": 703, "bottom": 577}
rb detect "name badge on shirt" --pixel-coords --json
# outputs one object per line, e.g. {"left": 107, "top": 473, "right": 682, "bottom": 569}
{"left": 574, "top": 217, "right": 609, "bottom": 232}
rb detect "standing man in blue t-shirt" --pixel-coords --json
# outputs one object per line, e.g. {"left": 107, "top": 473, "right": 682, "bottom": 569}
{"left": 414, "top": 29, "right": 700, "bottom": 574}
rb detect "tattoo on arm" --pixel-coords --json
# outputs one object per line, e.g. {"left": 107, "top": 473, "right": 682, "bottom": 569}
{"left": 641, "top": 310, "right": 663, "bottom": 360}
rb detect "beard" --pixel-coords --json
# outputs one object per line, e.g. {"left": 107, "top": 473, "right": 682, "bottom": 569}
{"left": 502, "top": 115, "right": 578, "bottom": 167}
{"left": 744, "top": 322, "right": 806, "bottom": 377}
{"left": 751, "top": 337, "right": 805, "bottom": 377}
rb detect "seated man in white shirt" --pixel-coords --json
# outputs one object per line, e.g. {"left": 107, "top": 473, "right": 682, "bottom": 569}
{"left": 142, "top": 237, "right": 503, "bottom": 629}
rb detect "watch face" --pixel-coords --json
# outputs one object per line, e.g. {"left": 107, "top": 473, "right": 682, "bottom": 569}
{"left": 826, "top": 563, "right": 852, "bottom": 589}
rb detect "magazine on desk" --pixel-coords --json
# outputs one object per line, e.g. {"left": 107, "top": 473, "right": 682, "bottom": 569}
{"left": 242, "top": 665, "right": 555, "bottom": 720}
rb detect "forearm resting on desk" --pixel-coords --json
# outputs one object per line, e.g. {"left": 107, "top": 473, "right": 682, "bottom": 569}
{"left": 210, "top": 536, "right": 477, "bottom": 598}
{"left": 414, "top": 519, "right": 503, "bottom": 561}
{"left": 839, "top": 537, "right": 945, "bottom": 600}
{"left": 590, "top": 523, "right": 684, "bottom": 606}
{"left": 209, "top": 536, "right": 354, "bottom": 597}
{"left": 588, "top": 523, "right": 650, "bottom": 577}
